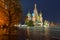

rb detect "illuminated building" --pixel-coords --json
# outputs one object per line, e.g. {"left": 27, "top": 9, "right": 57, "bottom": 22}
{"left": 25, "top": 3, "right": 44, "bottom": 27}
{"left": 39, "top": 11, "right": 43, "bottom": 23}
{"left": 32, "top": 13, "right": 36, "bottom": 25}
{"left": 33, "top": 3, "right": 38, "bottom": 21}
{"left": 32, "top": 3, "right": 43, "bottom": 26}
{"left": 27, "top": 11, "right": 31, "bottom": 20}
{"left": 44, "top": 20, "right": 49, "bottom": 27}
{"left": 25, "top": 3, "right": 51, "bottom": 27}
{"left": 38, "top": 11, "right": 43, "bottom": 27}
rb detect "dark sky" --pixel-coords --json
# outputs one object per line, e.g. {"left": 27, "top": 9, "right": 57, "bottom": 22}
{"left": 20, "top": 0, "right": 60, "bottom": 23}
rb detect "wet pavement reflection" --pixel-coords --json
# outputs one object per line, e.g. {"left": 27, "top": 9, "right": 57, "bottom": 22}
{"left": 0, "top": 26, "right": 60, "bottom": 40}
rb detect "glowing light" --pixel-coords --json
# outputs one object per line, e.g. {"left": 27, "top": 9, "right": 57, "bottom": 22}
{"left": 14, "top": 24, "right": 21, "bottom": 27}
{"left": 32, "top": 13, "right": 35, "bottom": 16}
{"left": 0, "top": 20, "right": 4, "bottom": 25}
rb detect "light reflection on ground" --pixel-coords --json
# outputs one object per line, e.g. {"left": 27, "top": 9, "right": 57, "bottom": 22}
{"left": 0, "top": 26, "right": 60, "bottom": 40}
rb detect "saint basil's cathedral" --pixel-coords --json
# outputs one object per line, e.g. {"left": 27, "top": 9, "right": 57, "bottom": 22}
{"left": 25, "top": 3, "right": 49, "bottom": 27}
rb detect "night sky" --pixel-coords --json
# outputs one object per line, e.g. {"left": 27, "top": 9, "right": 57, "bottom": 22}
{"left": 20, "top": 0, "right": 60, "bottom": 23}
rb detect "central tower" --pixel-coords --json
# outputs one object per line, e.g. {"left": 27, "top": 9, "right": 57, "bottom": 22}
{"left": 34, "top": 3, "right": 38, "bottom": 20}
{"left": 32, "top": 3, "right": 38, "bottom": 25}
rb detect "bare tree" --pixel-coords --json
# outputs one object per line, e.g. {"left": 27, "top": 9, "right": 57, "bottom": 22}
{"left": 0, "top": 0, "right": 22, "bottom": 40}
{"left": 7, "top": 0, "right": 22, "bottom": 27}
{"left": 0, "top": 0, "right": 22, "bottom": 27}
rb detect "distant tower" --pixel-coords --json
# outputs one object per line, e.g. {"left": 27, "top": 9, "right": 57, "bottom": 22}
{"left": 44, "top": 20, "right": 49, "bottom": 27}
{"left": 39, "top": 11, "right": 43, "bottom": 27}
{"left": 27, "top": 11, "right": 31, "bottom": 20}
{"left": 32, "top": 12, "right": 36, "bottom": 25}
{"left": 39, "top": 11, "right": 43, "bottom": 23}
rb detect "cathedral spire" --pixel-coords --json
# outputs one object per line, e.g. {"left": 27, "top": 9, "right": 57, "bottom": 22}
{"left": 39, "top": 11, "right": 42, "bottom": 17}
{"left": 35, "top": 3, "right": 37, "bottom": 10}
{"left": 34, "top": 3, "right": 38, "bottom": 19}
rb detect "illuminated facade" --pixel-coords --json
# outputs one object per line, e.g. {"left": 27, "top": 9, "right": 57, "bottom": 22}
{"left": 25, "top": 3, "right": 51, "bottom": 27}
{"left": 27, "top": 12, "right": 31, "bottom": 20}
{"left": 44, "top": 20, "right": 49, "bottom": 27}
{"left": 26, "top": 3, "right": 43, "bottom": 27}
{"left": 32, "top": 13, "right": 36, "bottom": 25}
